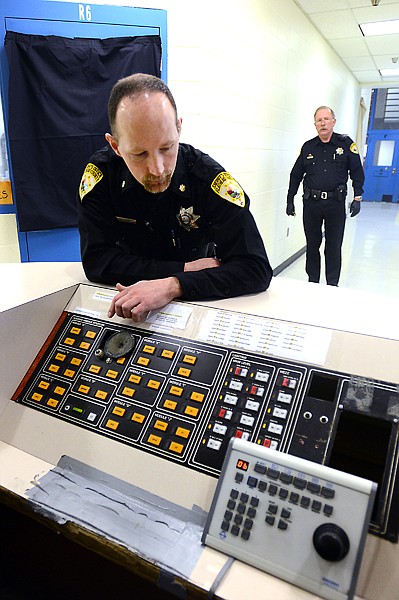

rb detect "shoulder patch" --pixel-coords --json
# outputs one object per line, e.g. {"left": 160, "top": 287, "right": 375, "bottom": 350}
{"left": 350, "top": 142, "right": 359, "bottom": 154}
{"left": 79, "top": 163, "right": 103, "bottom": 201}
{"left": 211, "top": 172, "right": 245, "bottom": 207}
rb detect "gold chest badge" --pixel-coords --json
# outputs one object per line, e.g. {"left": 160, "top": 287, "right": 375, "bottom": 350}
{"left": 177, "top": 206, "right": 200, "bottom": 231}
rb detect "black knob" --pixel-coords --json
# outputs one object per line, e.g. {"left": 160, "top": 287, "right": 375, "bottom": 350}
{"left": 313, "top": 523, "right": 350, "bottom": 562}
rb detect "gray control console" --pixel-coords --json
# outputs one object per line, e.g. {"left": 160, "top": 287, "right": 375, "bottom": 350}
{"left": 202, "top": 438, "right": 376, "bottom": 600}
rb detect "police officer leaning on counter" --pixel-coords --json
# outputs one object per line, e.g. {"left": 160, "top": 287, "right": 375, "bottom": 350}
{"left": 286, "top": 105, "right": 365, "bottom": 287}
{"left": 77, "top": 73, "right": 273, "bottom": 322}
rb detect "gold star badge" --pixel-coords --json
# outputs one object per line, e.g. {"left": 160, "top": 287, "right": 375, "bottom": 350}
{"left": 177, "top": 206, "right": 200, "bottom": 231}
{"left": 336, "top": 147, "right": 344, "bottom": 155}
{"left": 179, "top": 184, "right": 186, "bottom": 192}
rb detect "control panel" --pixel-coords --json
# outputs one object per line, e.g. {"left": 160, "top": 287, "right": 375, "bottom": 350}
{"left": 202, "top": 438, "right": 377, "bottom": 600}
{"left": 11, "top": 306, "right": 399, "bottom": 541}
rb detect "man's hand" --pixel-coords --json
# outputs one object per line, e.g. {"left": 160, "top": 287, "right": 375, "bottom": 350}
{"left": 184, "top": 257, "right": 221, "bottom": 272}
{"left": 108, "top": 277, "right": 183, "bottom": 322}
{"left": 349, "top": 199, "right": 361, "bottom": 217}
{"left": 286, "top": 202, "right": 295, "bottom": 216}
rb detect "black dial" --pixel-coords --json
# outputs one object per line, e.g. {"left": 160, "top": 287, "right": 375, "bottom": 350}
{"left": 313, "top": 523, "right": 350, "bottom": 562}
{"left": 104, "top": 331, "right": 136, "bottom": 359}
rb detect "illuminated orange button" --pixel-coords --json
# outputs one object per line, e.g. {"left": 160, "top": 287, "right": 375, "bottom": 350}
{"left": 132, "top": 412, "right": 145, "bottom": 423}
{"left": 64, "top": 369, "right": 76, "bottom": 378}
{"left": 147, "top": 379, "right": 161, "bottom": 390}
{"left": 38, "top": 381, "right": 50, "bottom": 390}
{"left": 169, "top": 442, "right": 184, "bottom": 454}
{"left": 148, "top": 434, "right": 162, "bottom": 446}
{"left": 55, "top": 352, "right": 66, "bottom": 362}
{"left": 95, "top": 390, "right": 108, "bottom": 400}
{"left": 54, "top": 386, "right": 66, "bottom": 396}
{"left": 154, "top": 419, "right": 168, "bottom": 431}
{"left": 177, "top": 367, "right": 191, "bottom": 378}
{"left": 48, "top": 364, "right": 60, "bottom": 373}
{"left": 169, "top": 385, "right": 183, "bottom": 397}
{"left": 183, "top": 354, "right": 197, "bottom": 365}
{"left": 105, "top": 419, "right": 119, "bottom": 430}
{"left": 129, "top": 374, "right": 142, "bottom": 384}
{"left": 79, "top": 342, "right": 91, "bottom": 350}
{"left": 112, "top": 406, "right": 126, "bottom": 417}
{"left": 117, "top": 357, "right": 126, "bottom": 365}
{"left": 78, "top": 385, "right": 90, "bottom": 394}
{"left": 191, "top": 391, "right": 204, "bottom": 403}
{"left": 175, "top": 427, "right": 190, "bottom": 439}
{"left": 32, "top": 393, "right": 43, "bottom": 401}
{"left": 89, "top": 365, "right": 101, "bottom": 374}
{"left": 163, "top": 399, "right": 177, "bottom": 410}
{"left": 71, "top": 357, "right": 82, "bottom": 366}
{"left": 161, "top": 349, "right": 175, "bottom": 359}
{"left": 105, "top": 369, "right": 118, "bottom": 379}
{"left": 70, "top": 327, "right": 81, "bottom": 335}
{"left": 47, "top": 398, "right": 59, "bottom": 408}
{"left": 185, "top": 406, "right": 199, "bottom": 417}
{"left": 85, "top": 330, "right": 97, "bottom": 339}
{"left": 143, "top": 345, "right": 155, "bottom": 354}
{"left": 64, "top": 337, "right": 75, "bottom": 346}
{"left": 137, "top": 357, "right": 150, "bottom": 366}
{"left": 122, "top": 386, "right": 135, "bottom": 397}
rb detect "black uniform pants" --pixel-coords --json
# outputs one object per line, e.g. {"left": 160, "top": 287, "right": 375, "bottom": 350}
{"left": 303, "top": 195, "right": 346, "bottom": 286}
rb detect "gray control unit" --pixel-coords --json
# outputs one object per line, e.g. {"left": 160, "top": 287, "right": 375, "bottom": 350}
{"left": 202, "top": 438, "right": 376, "bottom": 600}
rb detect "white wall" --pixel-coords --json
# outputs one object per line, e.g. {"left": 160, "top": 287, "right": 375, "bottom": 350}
{"left": 0, "top": 0, "right": 362, "bottom": 269}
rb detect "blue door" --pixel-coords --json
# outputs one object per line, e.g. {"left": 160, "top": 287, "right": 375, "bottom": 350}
{"left": 363, "top": 131, "right": 399, "bottom": 203}
{"left": 0, "top": 0, "right": 167, "bottom": 262}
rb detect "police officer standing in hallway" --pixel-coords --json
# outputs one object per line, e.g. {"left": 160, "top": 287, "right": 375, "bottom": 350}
{"left": 78, "top": 74, "right": 272, "bottom": 322}
{"left": 286, "top": 106, "right": 365, "bottom": 286}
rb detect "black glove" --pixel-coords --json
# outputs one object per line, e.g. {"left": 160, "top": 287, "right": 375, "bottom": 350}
{"left": 349, "top": 200, "right": 361, "bottom": 217}
{"left": 286, "top": 201, "right": 295, "bottom": 216}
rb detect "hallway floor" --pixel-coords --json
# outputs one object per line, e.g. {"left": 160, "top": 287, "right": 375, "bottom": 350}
{"left": 277, "top": 201, "right": 399, "bottom": 296}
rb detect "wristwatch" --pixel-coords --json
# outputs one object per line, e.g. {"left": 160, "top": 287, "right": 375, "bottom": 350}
{"left": 354, "top": 196, "right": 362, "bottom": 201}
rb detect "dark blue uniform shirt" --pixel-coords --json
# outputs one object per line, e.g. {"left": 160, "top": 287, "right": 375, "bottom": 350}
{"left": 78, "top": 143, "right": 272, "bottom": 301}
{"left": 287, "top": 132, "right": 364, "bottom": 201}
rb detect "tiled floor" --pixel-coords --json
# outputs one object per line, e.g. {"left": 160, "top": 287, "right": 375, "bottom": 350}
{"left": 277, "top": 201, "right": 399, "bottom": 296}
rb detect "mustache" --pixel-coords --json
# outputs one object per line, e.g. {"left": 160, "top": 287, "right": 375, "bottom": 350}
{"left": 143, "top": 172, "right": 172, "bottom": 184}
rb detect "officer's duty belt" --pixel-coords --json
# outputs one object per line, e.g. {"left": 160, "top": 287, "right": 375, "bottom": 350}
{"left": 310, "top": 189, "right": 335, "bottom": 200}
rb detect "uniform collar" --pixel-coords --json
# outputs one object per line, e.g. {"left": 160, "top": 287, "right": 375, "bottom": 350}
{"left": 168, "top": 145, "right": 192, "bottom": 199}
{"left": 315, "top": 131, "right": 338, "bottom": 146}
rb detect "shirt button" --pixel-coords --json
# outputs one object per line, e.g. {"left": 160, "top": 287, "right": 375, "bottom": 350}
{"left": 224, "top": 288, "right": 230, "bottom": 295}
{"left": 191, "top": 248, "right": 197, "bottom": 252}
{"left": 189, "top": 290, "right": 196, "bottom": 297}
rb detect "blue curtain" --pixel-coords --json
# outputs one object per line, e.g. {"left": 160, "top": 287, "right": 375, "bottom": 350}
{"left": 5, "top": 31, "right": 161, "bottom": 231}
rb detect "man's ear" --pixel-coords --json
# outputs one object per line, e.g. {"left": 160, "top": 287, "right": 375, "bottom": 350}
{"left": 177, "top": 117, "right": 182, "bottom": 137}
{"left": 105, "top": 132, "right": 121, "bottom": 157}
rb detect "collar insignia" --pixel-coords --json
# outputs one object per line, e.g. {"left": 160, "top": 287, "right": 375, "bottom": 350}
{"left": 336, "top": 147, "right": 344, "bottom": 155}
{"left": 177, "top": 206, "right": 200, "bottom": 231}
{"left": 179, "top": 184, "right": 186, "bottom": 192}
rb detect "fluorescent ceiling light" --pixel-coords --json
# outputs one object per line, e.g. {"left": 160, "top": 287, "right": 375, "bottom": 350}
{"left": 360, "top": 20, "right": 399, "bottom": 36}
{"left": 379, "top": 68, "right": 399, "bottom": 78}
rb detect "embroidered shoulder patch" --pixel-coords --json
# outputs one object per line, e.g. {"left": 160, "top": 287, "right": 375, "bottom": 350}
{"left": 211, "top": 172, "right": 245, "bottom": 207}
{"left": 350, "top": 142, "right": 359, "bottom": 154}
{"left": 79, "top": 163, "right": 103, "bottom": 201}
